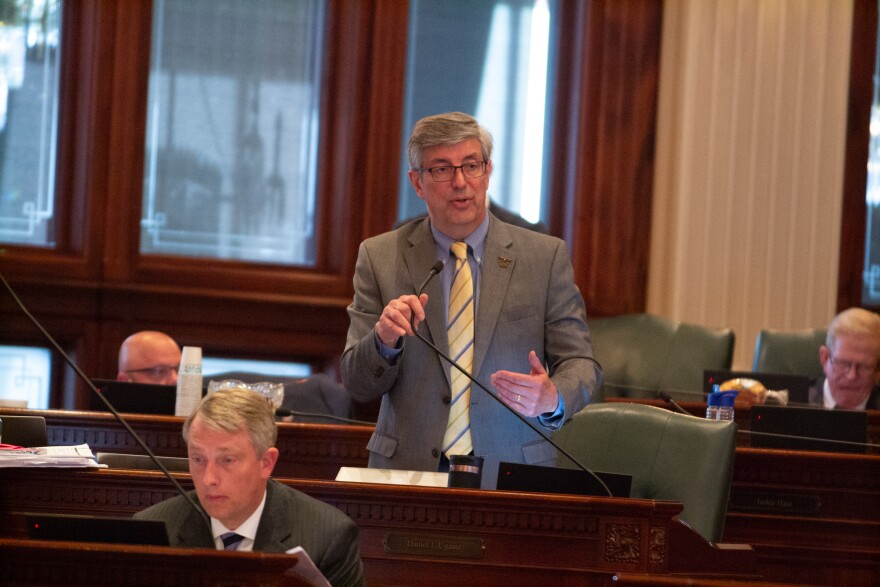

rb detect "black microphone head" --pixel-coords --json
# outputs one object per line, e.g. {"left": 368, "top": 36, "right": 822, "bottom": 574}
{"left": 431, "top": 260, "right": 444, "bottom": 274}
{"left": 657, "top": 390, "right": 672, "bottom": 401}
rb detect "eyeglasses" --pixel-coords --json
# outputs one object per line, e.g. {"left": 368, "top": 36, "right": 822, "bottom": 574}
{"left": 125, "top": 365, "right": 178, "bottom": 380}
{"left": 828, "top": 355, "right": 877, "bottom": 377}
{"left": 416, "top": 161, "right": 486, "bottom": 182}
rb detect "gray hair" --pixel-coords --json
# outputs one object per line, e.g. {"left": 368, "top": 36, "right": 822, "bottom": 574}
{"left": 407, "top": 112, "right": 493, "bottom": 170}
{"left": 827, "top": 307, "right": 880, "bottom": 358}
{"left": 182, "top": 387, "right": 278, "bottom": 455}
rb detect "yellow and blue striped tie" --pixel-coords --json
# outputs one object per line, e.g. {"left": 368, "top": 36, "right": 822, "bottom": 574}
{"left": 443, "top": 241, "right": 474, "bottom": 456}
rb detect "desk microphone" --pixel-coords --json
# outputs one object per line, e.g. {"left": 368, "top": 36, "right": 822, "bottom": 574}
{"left": 736, "top": 429, "right": 879, "bottom": 451}
{"left": 657, "top": 391, "right": 694, "bottom": 416}
{"left": 273, "top": 408, "right": 375, "bottom": 426}
{"left": 0, "top": 272, "right": 210, "bottom": 527}
{"left": 409, "top": 262, "right": 612, "bottom": 497}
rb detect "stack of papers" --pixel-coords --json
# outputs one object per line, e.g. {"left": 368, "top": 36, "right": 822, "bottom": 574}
{"left": 0, "top": 444, "right": 106, "bottom": 468}
{"left": 285, "top": 546, "right": 331, "bottom": 587}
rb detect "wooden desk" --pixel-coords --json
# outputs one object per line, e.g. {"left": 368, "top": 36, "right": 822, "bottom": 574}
{"left": 4, "top": 407, "right": 879, "bottom": 584}
{"left": 0, "top": 468, "right": 757, "bottom": 586}
{"left": 0, "top": 537, "right": 309, "bottom": 586}
{"left": 724, "top": 446, "right": 880, "bottom": 586}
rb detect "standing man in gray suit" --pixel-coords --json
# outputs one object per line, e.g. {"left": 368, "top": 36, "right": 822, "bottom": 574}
{"left": 135, "top": 387, "right": 365, "bottom": 586}
{"left": 341, "top": 112, "right": 601, "bottom": 488}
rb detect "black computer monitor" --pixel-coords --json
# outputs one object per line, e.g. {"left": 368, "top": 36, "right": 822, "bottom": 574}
{"left": 90, "top": 379, "right": 179, "bottom": 415}
{"left": 496, "top": 462, "right": 632, "bottom": 498}
{"left": 25, "top": 512, "right": 170, "bottom": 546}
{"left": 0, "top": 415, "right": 48, "bottom": 447}
{"left": 749, "top": 404, "right": 868, "bottom": 454}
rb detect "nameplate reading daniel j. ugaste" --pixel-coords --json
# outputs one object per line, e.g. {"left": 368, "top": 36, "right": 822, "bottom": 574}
{"left": 382, "top": 533, "right": 485, "bottom": 559}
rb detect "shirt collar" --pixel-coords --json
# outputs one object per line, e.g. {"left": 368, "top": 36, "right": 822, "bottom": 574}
{"left": 211, "top": 489, "right": 267, "bottom": 546}
{"left": 429, "top": 211, "right": 490, "bottom": 263}
{"left": 823, "top": 378, "right": 870, "bottom": 410}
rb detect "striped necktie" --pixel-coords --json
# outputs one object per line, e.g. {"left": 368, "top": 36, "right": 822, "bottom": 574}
{"left": 221, "top": 531, "right": 244, "bottom": 551}
{"left": 443, "top": 241, "right": 474, "bottom": 457}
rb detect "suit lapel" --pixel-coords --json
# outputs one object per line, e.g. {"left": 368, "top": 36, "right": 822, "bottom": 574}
{"left": 403, "top": 220, "right": 448, "bottom": 359}
{"left": 474, "top": 217, "right": 514, "bottom": 381}
{"left": 176, "top": 494, "right": 214, "bottom": 548}
{"left": 253, "top": 480, "right": 294, "bottom": 552}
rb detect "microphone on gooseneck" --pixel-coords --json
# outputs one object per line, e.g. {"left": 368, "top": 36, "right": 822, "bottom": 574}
{"left": 273, "top": 408, "right": 375, "bottom": 426}
{"left": 410, "top": 262, "right": 613, "bottom": 497}
{"left": 0, "top": 272, "right": 210, "bottom": 527}
{"left": 657, "top": 390, "right": 693, "bottom": 416}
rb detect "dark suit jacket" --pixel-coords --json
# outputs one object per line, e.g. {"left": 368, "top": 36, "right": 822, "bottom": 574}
{"left": 134, "top": 479, "right": 364, "bottom": 587}
{"left": 341, "top": 215, "right": 600, "bottom": 488}
{"left": 808, "top": 378, "right": 880, "bottom": 409}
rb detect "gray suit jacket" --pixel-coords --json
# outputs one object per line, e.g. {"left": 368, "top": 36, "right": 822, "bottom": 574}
{"left": 341, "top": 215, "right": 601, "bottom": 488}
{"left": 134, "top": 479, "right": 364, "bottom": 587}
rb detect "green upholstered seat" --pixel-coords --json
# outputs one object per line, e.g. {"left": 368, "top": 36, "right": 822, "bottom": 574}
{"left": 751, "top": 328, "right": 826, "bottom": 380}
{"left": 553, "top": 402, "right": 736, "bottom": 543}
{"left": 588, "top": 313, "right": 735, "bottom": 400}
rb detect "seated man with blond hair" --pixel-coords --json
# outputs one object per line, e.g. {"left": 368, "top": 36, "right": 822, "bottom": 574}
{"left": 811, "top": 308, "right": 880, "bottom": 410}
{"left": 135, "top": 386, "right": 365, "bottom": 586}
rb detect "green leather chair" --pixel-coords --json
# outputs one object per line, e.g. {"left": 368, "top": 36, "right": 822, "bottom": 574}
{"left": 588, "top": 313, "right": 735, "bottom": 400}
{"left": 553, "top": 402, "right": 736, "bottom": 543}
{"left": 752, "top": 328, "right": 826, "bottom": 380}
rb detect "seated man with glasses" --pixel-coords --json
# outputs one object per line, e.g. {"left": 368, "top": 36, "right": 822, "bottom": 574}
{"left": 811, "top": 308, "right": 880, "bottom": 410}
{"left": 117, "top": 330, "right": 182, "bottom": 386}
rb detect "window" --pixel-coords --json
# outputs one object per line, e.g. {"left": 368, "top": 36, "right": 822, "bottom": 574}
{"left": 202, "top": 356, "right": 310, "bottom": 379}
{"left": 0, "top": 0, "right": 62, "bottom": 247}
{"left": 0, "top": 344, "right": 51, "bottom": 408}
{"left": 864, "top": 8, "right": 880, "bottom": 304}
{"left": 140, "top": 0, "right": 325, "bottom": 265}
{"left": 397, "top": 0, "right": 554, "bottom": 225}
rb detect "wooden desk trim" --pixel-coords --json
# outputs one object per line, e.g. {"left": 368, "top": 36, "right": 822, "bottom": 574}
{"left": 0, "top": 468, "right": 757, "bottom": 584}
{"left": 0, "top": 537, "right": 308, "bottom": 586}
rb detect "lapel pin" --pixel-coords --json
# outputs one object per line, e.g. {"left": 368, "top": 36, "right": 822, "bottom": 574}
{"left": 498, "top": 257, "right": 512, "bottom": 268}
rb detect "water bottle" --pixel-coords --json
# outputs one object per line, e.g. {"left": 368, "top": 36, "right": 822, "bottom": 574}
{"left": 175, "top": 346, "right": 203, "bottom": 417}
{"left": 706, "top": 384, "right": 738, "bottom": 421}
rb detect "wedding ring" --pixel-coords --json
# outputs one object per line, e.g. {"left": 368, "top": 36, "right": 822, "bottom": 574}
{"left": 516, "top": 394, "right": 521, "bottom": 404}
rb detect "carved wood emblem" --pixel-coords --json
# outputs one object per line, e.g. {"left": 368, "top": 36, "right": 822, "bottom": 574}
{"left": 605, "top": 523, "right": 641, "bottom": 562}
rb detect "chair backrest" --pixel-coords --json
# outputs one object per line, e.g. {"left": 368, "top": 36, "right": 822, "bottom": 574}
{"left": 752, "top": 328, "right": 826, "bottom": 380}
{"left": 589, "top": 313, "right": 735, "bottom": 400}
{"left": 207, "top": 372, "right": 352, "bottom": 423}
{"left": 0, "top": 415, "right": 48, "bottom": 447}
{"left": 96, "top": 452, "right": 190, "bottom": 472}
{"left": 553, "top": 402, "right": 736, "bottom": 543}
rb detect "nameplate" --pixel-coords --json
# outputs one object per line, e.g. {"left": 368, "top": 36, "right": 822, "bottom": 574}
{"left": 729, "top": 490, "right": 822, "bottom": 514}
{"left": 382, "top": 533, "right": 485, "bottom": 559}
